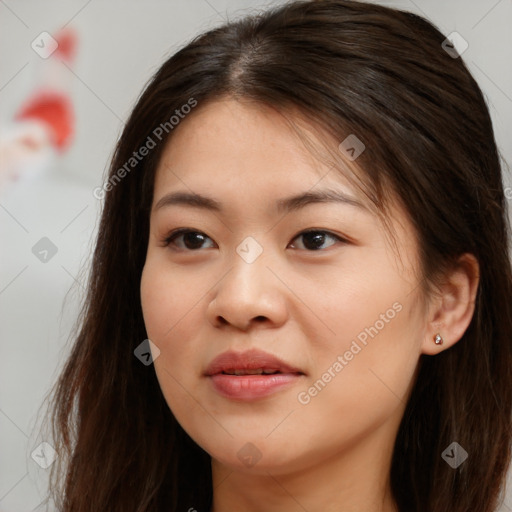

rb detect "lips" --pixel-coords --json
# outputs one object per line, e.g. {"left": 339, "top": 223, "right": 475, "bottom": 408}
{"left": 205, "top": 348, "right": 305, "bottom": 401}
{"left": 204, "top": 348, "right": 304, "bottom": 377}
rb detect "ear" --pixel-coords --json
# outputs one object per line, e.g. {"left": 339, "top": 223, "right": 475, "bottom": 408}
{"left": 421, "top": 253, "right": 480, "bottom": 355}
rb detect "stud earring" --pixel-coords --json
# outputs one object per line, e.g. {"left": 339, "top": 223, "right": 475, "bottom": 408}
{"left": 433, "top": 333, "right": 443, "bottom": 345}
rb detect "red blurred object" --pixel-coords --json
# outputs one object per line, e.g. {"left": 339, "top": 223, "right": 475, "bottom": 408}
{"left": 13, "top": 28, "right": 78, "bottom": 152}
{"left": 14, "top": 90, "right": 74, "bottom": 152}
{"left": 54, "top": 28, "right": 77, "bottom": 62}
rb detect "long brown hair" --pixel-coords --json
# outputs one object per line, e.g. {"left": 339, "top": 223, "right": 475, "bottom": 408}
{"left": 41, "top": 1, "right": 512, "bottom": 510}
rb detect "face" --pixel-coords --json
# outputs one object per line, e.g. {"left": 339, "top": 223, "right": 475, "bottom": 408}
{"left": 140, "top": 97, "right": 428, "bottom": 476}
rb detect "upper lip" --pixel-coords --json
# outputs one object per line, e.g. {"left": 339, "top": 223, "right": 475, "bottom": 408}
{"left": 204, "top": 348, "right": 305, "bottom": 376}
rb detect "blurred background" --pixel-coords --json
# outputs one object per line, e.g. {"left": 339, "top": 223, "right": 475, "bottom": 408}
{"left": 0, "top": 0, "right": 511, "bottom": 510}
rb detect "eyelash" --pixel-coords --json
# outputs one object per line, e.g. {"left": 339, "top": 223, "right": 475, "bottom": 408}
{"left": 160, "top": 228, "right": 349, "bottom": 252}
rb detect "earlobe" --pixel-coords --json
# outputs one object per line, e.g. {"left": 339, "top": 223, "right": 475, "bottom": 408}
{"left": 421, "top": 253, "right": 480, "bottom": 355}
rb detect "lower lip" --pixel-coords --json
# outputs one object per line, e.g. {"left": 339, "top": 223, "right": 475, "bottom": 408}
{"left": 208, "top": 373, "right": 303, "bottom": 401}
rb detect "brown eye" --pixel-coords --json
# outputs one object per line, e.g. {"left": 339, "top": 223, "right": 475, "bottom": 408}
{"left": 163, "top": 229, "right": 215, "bottom": 250}
{"left": 289, "top": 230, "right": 346, "bottom": 251}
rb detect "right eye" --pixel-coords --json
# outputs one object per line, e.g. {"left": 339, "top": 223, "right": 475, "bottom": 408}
{"left": 161, "top": 228, "right": 216, "bottom": 251}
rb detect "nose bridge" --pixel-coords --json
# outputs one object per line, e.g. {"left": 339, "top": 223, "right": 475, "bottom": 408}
{"left": 208, "top": 234, "right": 287, "bottom": 329}
{"left": 226, "top": 234, "right": 272, "bottom": 297}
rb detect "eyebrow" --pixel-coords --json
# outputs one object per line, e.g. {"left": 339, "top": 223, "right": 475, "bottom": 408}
{"left": 153, "top": 189, "right": 368, "bottom": 215}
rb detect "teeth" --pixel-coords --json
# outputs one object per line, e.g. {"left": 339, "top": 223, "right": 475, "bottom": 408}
{"left": 223, "top": 368, "right": 280, "bottom": 375}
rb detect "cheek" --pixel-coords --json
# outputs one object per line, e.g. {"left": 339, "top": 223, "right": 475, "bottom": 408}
{"left": 140, "top": 257, "right": 207, "bottom": 383}
{"left": 140, "top": 260, "right": 203, "bottom": 413}
{"left": 140, "top": 257, "right": 197, "bottom": 340}
{"left": 300, "top": 262, "right": 423, "bottom": 417}
{"left": 304, "top": 250, "right": 419, "bottom": 359}
{"left": 308, "top": 290, "right": 422, "bottom": 419}
{"left": 140, "top": 262, "right": 167, "bottom": 339}
{"left": 291, "top": 310, "right": 420, "bottom": 462}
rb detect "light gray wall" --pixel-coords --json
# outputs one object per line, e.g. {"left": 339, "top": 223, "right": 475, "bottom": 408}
{"left": 1, "top": 1, "right": 511, "bottom": 510}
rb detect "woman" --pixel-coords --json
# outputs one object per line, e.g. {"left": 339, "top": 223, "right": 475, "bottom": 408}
{"left": 43, "top": 1, "right": 512, "bottom": 511}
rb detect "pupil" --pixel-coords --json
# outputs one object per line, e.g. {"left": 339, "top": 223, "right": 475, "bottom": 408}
{"left": 303, "top": 232, "right": 324, "bottom": 250}
{"left": 184, "top": 232, "right": 205, "bottom": 249}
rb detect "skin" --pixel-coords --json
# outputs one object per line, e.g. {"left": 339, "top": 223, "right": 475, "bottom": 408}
{"left": 140, "top": 97, "right": 479, "bottom": 512}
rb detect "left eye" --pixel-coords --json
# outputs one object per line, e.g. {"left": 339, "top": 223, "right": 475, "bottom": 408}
{"left": 289, "top": 230, "right": 343, "bottom": 251}
{"left": 161, "top": 229, "right": 346, "bottom": 251}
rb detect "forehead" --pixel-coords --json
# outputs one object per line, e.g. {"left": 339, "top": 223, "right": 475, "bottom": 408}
{"left": 153, "top": 97, "right": 362, "bottom": 202}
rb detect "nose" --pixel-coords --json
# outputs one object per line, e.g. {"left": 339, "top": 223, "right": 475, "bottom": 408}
{"left": 206, "top": 245, "right": 289, "bottom": 331}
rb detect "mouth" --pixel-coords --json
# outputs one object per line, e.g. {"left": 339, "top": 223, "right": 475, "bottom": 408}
{"left": 204, "top": 348, "right": 305, "bottom": 400}
{"left": 218, "top": 368, "right": 298, "bottom": 376}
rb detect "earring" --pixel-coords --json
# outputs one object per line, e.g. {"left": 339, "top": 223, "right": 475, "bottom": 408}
{"left": 433, "top": 333, "right": 443, "bottom": 345}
